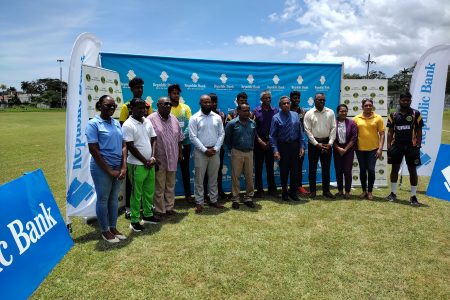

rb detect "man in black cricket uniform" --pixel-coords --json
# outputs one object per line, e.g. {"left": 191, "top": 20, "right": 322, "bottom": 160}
{"left": 386, "top": 92, "right": 424, "bottom": 206}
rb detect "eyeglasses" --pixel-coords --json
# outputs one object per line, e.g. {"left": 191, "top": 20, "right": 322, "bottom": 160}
{"left": 103, "top": 103, "right": 117, "bottom": 109}
{"left": 160, "top": 102, "right": 172, "bottom": 107}
{"left": 280, "top": 102, "right": 291, "bottom": 105}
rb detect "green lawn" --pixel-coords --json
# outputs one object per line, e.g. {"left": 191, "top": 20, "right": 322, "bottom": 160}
{"left": 1, "top": 111, "right": 450, "bottom": 299}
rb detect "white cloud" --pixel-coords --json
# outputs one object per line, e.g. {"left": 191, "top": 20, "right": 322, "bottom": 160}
{"left": 241, "top": 0, "right": 450, "bottom": 75}
{"left": 236, "top": 35, "right": 317, "bottom": 54}
{"left": 236, "top": 35, "right": 276, "bottom": 46}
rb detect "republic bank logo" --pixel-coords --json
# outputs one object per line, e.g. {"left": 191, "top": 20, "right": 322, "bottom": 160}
{"left": 247, "top": 74, "right": 254, "bottom": 84}
{"left": 272, "top": 75, "right": 280, "bottom": 85}
{"left": 319, "top": 76, "right": 326, "bottom": 85}
{"left": 220, "top": 74, "right": 228, "bottom": 84}
{"left": 160, "top": 71, "right": 169, "bottom": 82}
{"left": 127, "top": 70, "right": 137, "bottom": 81}
{"left": 418, "top": 150, "right": 432, "bottom": 168}
{"left": 67, "top": 177, "right": 94, "bottom": 208}
{"left": 191, "top": 73, "right": 200, "bottom": 83}
{"left": 297, "top": 76, "right": 304, "bottom": 85}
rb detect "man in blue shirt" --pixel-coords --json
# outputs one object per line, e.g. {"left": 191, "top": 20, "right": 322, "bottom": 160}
{"left": 270, "top": 96, "right": 305, "bottom": 201}
{"left": 224, "top": 103, "right": 256, "bottom": 209}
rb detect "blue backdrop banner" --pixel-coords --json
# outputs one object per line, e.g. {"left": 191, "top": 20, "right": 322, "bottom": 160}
{"left": 100, "top": 53, "right": 342, "bottom": 195}
{"left": 0, "top": 169, "right": 73, "bottom": 299}
{"left": 427, "top": 144, "right": 450, "bottom": 201}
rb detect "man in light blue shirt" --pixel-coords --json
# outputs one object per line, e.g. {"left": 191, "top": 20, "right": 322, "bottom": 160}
{"left": 189, "top": 94, "right": 225, "bottom": 213}
{"left": 270, "top": 96, "right": 305, "bottom": 201}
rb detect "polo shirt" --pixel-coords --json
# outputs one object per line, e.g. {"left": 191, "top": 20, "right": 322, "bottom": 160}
{"left": 387, "top": 108, "right": 423, "bottom": 146}
{"left": 171, "top": 103, "right": 192, "bottom": 145}
{"left": 353, "top": 113, "right": 385, "bottom": 151}
{"left": 86, "top": 115, "right": 123, "bottom": 167}
{"left": 122, "top": 116, "right": 157, "bottom": 165}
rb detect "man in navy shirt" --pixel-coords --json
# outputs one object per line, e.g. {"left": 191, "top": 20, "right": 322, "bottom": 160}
{"left": 270, "top": 96, "right": 305, "bottom": 201}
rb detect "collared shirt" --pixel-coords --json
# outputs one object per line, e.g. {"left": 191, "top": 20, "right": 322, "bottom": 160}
{"left": 252, "top": 105, "right": 278, "bottom": 140}
{"left": 353, "top": 112, "right": 385, "bottom": 151}
{"left": 86, "top": 115, "right": 123, "bottom": 167}
{"left": 148, "top": 112, "right": 184, "bottom": 172}
{"left": 224, "top": 117, "right": 256, "bottom": 151}
{"left": 189, "top": 110, "right": 225, "bottom": 152}
{"left": 119, "top": 101, "right": 152, "bottom": 123}
{"left": 269, "top": 111, "right": 305, "bottom": 153}
{"left": 387, "top": 108, "right": 423, "bottom": 146}
{"left": 171, "top": 103, "right": 192, "bottom": 145}
{"left": 303, "top": 106, "right": 336, "bottom": 145}
{"left": 122, "top": 116, "right": 157, "bottom": 165}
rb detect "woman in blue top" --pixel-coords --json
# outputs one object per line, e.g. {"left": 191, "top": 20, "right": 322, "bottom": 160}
{"left": 86, "top": 95, "right": 127, "bottom": 243}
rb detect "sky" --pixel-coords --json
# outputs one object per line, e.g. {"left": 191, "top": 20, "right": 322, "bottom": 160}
{"left": 1, "top": 0, "right": 449, "bottom": 90}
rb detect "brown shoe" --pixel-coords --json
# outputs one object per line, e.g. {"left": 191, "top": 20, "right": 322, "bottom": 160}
{"left": 185, "top": 195, "right": 195, "bottom": 204}
{"left": 359, "top": 192, "right": 368, "bottom": 199}
{"left": 367, "top": 192, "right": 373, "bottom": 200}
{"left": 309, "top": 192, "right": 316, "bottom": 199}
{"left": 208, "top": 202, "right": 225, "bottom": 209}
{"left": 195, "top": 204, "right": 203, "bottom": 214}
{"left": 166, "top": 210, "right": 177, "bottom": 216}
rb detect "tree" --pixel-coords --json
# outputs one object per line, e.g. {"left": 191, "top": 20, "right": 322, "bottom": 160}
{"left": 20, "top": 78, "right": 67, "bottom": 107}
{"left": 388, "top": 67, "right": 414, "bottom": 92}
{"left": 343, "top": 73, "right": 364, "bottom": 79}
{"left": 0, "top": 84, "right": 6, "bottom": 102}
{"left": 367, "top": 70, "right": 387, "bottom": 79}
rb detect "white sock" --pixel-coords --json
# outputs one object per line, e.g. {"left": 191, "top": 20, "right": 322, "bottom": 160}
{"left": 411, "top": 186, "right": 417, "bottom": 196}
{"left": 391, "top": 182, "right": 397, "bottom": 194}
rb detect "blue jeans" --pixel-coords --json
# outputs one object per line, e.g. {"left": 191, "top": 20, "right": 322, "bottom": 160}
{"left": 356, "top": 150, "right": 377, "bottom": 193}
{"left": 90, "top": 161, "right": 122, "bottom": 232}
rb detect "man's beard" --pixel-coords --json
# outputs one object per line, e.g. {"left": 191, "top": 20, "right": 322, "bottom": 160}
{"left": 201, "top": 106, "right": 212, "bottom": 114}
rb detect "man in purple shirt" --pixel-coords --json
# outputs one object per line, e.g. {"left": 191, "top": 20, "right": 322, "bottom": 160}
{"left": 148, "top": 97, "right": 184, "bottom": 217}
{"left": 252, "top": 90, "right": 279, "bottom": 198}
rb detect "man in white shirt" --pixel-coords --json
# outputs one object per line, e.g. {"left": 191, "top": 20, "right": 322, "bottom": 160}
{"left": 122, "top": 98, "right": 160, "bottom": 232}
{"left": 189, "top": 94, "right": 225, "bottom": 213}
{"left": 303, "top": 93, "right": 336, "bottom": 199}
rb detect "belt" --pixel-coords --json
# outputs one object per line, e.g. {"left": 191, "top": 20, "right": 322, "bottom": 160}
{"left": 314, "top": 137, "right": 329, "bottom": 143}
{"left": 235, "top": 148, "right": 253, "bottom": 152}
{"left": 279, "top": 139, "right": 298, "bottom": 144}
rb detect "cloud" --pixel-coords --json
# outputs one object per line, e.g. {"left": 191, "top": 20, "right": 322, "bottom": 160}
{"left": 236, "top": 35, "right": 318, "bottom": 54}
{"left": 236, "top": 35, "right": 276, "bottom": 46}
{"left": 241, "top": 0, "right": 450, "bottom": 75}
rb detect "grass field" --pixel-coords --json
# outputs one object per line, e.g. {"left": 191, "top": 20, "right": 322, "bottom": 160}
{"left": 1, "top": 111, "right": 450, "bottom": 299}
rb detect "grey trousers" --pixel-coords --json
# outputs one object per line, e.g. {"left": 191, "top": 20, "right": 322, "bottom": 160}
{"left": 194, "top": 149, "right": 220, "bottom": 205}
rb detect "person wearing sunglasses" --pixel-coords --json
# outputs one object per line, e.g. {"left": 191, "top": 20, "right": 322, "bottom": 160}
{"left": 148, "top": 97, "right": 184, "bottom": 217}
{"left": 86, "top": 95, "right": 127, "bottom": 243}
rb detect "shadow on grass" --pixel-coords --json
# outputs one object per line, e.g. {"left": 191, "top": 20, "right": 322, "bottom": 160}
{"left": 160, "top": 211, "right": 189, "bottom": 224}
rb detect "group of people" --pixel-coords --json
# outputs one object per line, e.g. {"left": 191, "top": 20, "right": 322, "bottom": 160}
{"left": 86, "top": 77, "right": 424, "bottom": 243}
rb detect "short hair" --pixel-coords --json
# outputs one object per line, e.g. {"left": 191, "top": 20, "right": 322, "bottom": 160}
{"left": 168, "top": 83, "right": 182, "bottom": 94}
{"left": 400, "top": 91, "right": 412, "bottom": 99}
{"left": 95, "top": 95, "right": 112, "bottom": 110}
{"left": 336, "top": 104, "right": 348, "bottom": 112}
{"left": 260, "top": 90, "right": 271, "bottom": 98}
{"left": 237, "top": 103, "right": 250, "bottom": 111}
{"left": 314, "top": 92, "right": 325, "bottom": 100}
{"left": 129, "top": 97, "right": 145, "bottom": 108}
{"left": 129, "top": 77, "right": 144, "bottom": 88}
{"left": 209, "top": 93, "right": 218, "bottom": 102}
{"left": 361, "top": 98, "right": 373, "bottom": 105}
{"left": 278, "top": 96, "right": 290, "bottom": 105}
{"left": 290, "top": 91, "right": 301, "bottom": 98}
{"left": 236, "top": 92, "right": 248, "bottom": 100}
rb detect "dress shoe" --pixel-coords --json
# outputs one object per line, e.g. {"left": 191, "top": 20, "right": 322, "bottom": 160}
{"left": 254, "top": 191, "right": 264, "bottom": 198}
{"left": 219, "top": 192, "right": 230, "bottom": 199}
{"left": 244, "top": 201, "right": 255, "bottom": 208}
{"left": 323, "top": 191, "right": 336, "bottom": 199}
{"left": 359, "top": 192, "right": 368, "bottom": 199}
{"left": 289, "top": 193, "right": 301, "bottom": 201}
{"left": 166, "top": 210, "right": 177, "bottom": 216}
{"left": 282, "top": 194, "right": 290, "bottom": 201}
{"left": 309, "top": 192, "right": 316, "bottom": 199}
{"left": 268, "top": 190, "right": 280, "bottom": 198}
{"left": 367, "top": 192, "right": 373, "bottom": 200}
{"left": 185, "top": 195, "right": 195, "bottom": 204}
{"left": 208, "top": 202, "right": 225, "bottom": 209}
{"left": 335, "top": 191, "right": 344, "bottom": 198}
{"left": 231, "top": 202, "right": 240, "bottom": 209}
{"left": 344, "top": 193, "right": 351, "bottom": 199}
{"left": 195, "top": 204, "right": 203, "bottom": 214}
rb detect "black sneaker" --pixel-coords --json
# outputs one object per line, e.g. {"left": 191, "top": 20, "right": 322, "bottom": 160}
{"left": 410, "top": 196, "right": 421, "bottom": 206}
{"left": 386, "top": 192, "right": 397, "bottom": 202}
{"left": 244, "top": 201, "right": 255, "bottom": 208}
{"left": 231, "top": 202, "right": 240, "bottom": 209}
{"left": 142, "top": 216, "right": 161, "bottom": 224}
{"left": 129, "top": 222, "right": 144, "bottom": 232}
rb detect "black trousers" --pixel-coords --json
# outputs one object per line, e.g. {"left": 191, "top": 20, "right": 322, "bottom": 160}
{"left": 204, "top": 146, "right": 225, "bottom": 196}
{"left": 279, "top": 140, "right": 299, "bottom": 195}
{"left": 308, "top": 142, "right": 332, "bottom": 193}
{"left": 254, "top": 143, "right": 276, "bottom": 192}
{"left": 179, "top": 144, "right": 192, "bottom": 197}
{"left": 298, "top": 154, "right": 305, "bottom": 187}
